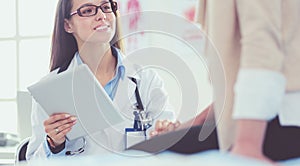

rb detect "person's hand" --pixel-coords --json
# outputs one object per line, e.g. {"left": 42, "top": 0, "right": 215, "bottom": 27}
{"left": 231, "top": 120, "right": 280, "bottom": 166}
{"left": 149, "top": 120, "right": 181, "bottom": 137}
{"left": 44, "top": 113, "right": 77, "bottom": 147}
{"left": 148, "top": 104, "right": 214, "bottom": 138}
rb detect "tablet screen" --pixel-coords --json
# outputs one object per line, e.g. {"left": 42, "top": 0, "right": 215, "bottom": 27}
{"left": 28, "top": 64, "right": 124, "bottom": 141}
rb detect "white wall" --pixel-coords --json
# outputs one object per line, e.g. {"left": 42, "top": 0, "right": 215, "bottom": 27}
{"left": 119, "top": 0, "right": 212, "bottom": 122}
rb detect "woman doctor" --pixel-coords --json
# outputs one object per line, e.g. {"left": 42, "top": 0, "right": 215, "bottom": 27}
{"left": 26, "top": 0, "right": 174, "bottom": 159}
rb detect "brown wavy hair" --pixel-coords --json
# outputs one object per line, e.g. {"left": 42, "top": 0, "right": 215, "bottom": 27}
{"left": 49, "top": 0, "right": 124, "bottom": 73}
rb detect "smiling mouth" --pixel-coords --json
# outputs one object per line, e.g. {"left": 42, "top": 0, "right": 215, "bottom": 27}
{"left": 94, "top": 25, "right": 110, "bottom": 31}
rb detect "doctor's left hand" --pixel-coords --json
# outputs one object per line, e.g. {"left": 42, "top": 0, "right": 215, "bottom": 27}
{"left": 44, "top": 113, "right": 77, "bottom": 147}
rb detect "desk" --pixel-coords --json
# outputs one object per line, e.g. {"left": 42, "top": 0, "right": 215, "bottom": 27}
{"left": 0, "top": 146, "right": 16, "bottom": 165}
{"left": 16, "top": 150, "right": 300, "bottom": 166}
{"left": 14, "top": 151, "right": 282, "bottom": 166}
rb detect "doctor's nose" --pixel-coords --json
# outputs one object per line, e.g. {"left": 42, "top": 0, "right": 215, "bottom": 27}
{"left": 95, "top": 8, "right": 106, "bottom": 21}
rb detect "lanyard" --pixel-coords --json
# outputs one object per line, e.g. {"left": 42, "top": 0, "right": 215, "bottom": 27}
{"left": 130, "top": 77, "right": 153, "bottom": 132}
{"left": 131, "top": 77, "right": 144, "bottom": 111}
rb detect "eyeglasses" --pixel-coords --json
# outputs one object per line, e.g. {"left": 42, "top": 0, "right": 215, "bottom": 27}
{"left": 70, "top": 1, "right": 117, "bottom": 17}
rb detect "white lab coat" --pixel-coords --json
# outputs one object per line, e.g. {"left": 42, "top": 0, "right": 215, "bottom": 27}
{"left": 26, "top": 54, "right": 175, "bottom": 159}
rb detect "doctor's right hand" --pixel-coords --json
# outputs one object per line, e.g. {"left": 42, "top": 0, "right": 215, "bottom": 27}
{"left": 44, "top": 113, "right": 77, "bottom": 147}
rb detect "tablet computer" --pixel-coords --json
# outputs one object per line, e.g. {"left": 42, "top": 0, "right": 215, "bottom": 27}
{"left": 28, "top": 64, "right": 124, "bottom": 141}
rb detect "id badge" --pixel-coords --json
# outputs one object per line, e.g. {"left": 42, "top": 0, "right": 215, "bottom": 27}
{"left": 125, "top": 128, "right": 147, "bottom": 149}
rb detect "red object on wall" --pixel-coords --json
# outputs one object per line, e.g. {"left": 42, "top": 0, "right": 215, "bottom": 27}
{"left": 184, "top": 6, "right": 195, "bottom": 21}
{"left": 127, "top": 0, "right": 141, "bottom": 30}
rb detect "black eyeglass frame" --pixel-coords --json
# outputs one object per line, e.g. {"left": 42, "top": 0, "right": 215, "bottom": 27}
{"left": 70, "top": 1, "right": 118, "bottom": 17}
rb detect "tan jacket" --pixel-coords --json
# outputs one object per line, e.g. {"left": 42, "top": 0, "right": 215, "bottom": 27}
{"left": 197, "top": 0, "right": 300, "bottom": 150}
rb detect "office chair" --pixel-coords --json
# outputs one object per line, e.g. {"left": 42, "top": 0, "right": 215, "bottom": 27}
{"left": 15, "top": 137, "right": 30, "bottom": 163}
{"left": 17, "top": 91, "right": 32, "bottom": 140}
{"left": 15, "top": 91, "right": 32, "bottom": 163}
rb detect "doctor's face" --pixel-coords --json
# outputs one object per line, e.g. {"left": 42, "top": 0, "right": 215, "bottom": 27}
{"left": 65, "top": 0, "right": 117, "bottom": 46}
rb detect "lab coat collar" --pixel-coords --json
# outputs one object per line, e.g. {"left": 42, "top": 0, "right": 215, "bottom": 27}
{"left": 66, "top": 49, "right": 141, "bottom": 80}
{"left": 111, "top": 59, "right": 142, "bottom": 111}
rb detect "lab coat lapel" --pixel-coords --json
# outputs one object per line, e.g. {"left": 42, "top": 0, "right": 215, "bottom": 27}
{"left": 113, "top": 61, "right": 140, "bottom": 114}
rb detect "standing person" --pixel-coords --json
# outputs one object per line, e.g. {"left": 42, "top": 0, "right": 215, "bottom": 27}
{"left": 26, "top": 0, "right": 174, "bottom": 159}
{"left": 197, "top": 0, "right": 300, "bottom": 164}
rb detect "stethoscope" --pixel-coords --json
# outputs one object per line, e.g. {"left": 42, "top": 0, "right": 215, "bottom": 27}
{"left": 65, "top": 137, "right": 86, "bottom": 156}
{"left": 131, "top": 77, "right": 152, "bottom": 132}
{"left": 65, "top": 77, "right": 151, "bottom": 155}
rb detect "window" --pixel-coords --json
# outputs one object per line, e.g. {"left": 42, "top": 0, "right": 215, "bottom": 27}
{"left": 0, "top": 0, "right": 58, "bottom": 134}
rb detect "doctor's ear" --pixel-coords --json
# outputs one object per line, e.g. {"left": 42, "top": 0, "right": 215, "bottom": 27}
{"left": 64, "top": 19, "right": 73, "bottom": 33}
